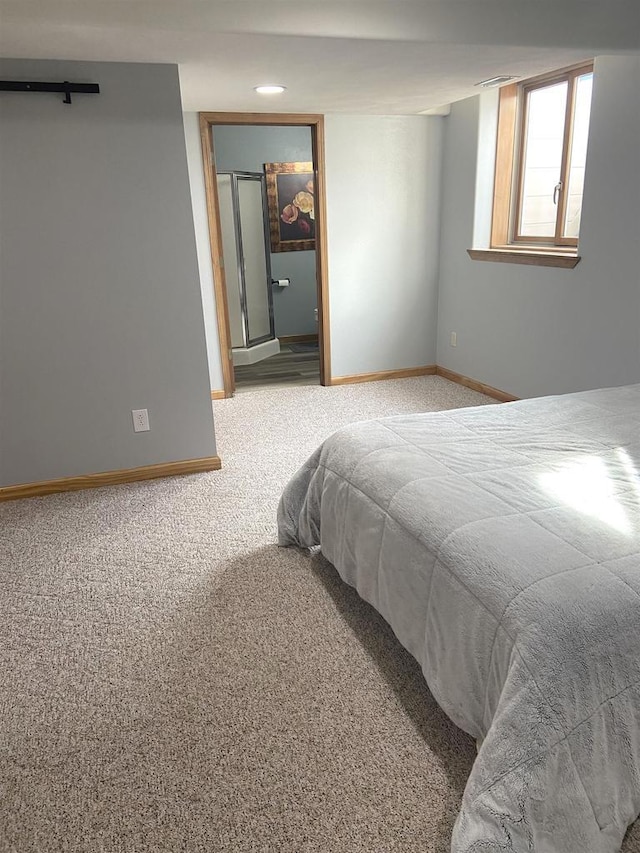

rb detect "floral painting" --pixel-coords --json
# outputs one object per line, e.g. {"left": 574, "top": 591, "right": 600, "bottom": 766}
{"left": 264, "top": 162, "right": 316, "bottom": 252}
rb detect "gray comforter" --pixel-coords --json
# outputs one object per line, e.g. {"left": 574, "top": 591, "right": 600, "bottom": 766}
{"left": 277, "top": 384, "right": 640, "bottom": 852}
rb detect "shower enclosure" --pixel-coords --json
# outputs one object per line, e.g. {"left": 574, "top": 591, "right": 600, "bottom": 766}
{"left": 216, "top": 171, "right": 279, "bottom": 366}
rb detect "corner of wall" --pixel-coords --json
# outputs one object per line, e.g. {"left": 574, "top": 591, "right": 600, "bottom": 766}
{"left": 472, "top": 89, "right": 500, "bottom": 248}
{"left": 183, "top": 111, "right": 225, "bottom": 393}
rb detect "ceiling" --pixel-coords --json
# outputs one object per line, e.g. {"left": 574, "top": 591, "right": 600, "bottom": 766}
{"left": 0, "top": 1, "right": 638, "bottom": 114}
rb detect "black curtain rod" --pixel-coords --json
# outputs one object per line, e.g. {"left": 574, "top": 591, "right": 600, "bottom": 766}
{"left": 0, "top": 81, "right": 100, "bottom": 104}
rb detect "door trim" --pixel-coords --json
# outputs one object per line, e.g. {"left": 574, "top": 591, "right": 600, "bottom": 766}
{"left": 199, "top": 112, "right": 331, "bottom": 396}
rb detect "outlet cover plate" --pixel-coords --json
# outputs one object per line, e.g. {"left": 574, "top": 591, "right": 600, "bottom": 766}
{"left": 132, "top": 408, "right": 150, "bottom": 432}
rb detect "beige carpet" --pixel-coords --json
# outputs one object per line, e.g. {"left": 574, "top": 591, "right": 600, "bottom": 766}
{"left": 1, "top": 376, "right": 638, "bottom": 852}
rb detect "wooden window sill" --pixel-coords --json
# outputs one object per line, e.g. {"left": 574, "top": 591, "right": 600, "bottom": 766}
{"left": 467, "top": 248, "right": 581, "bottom": 268}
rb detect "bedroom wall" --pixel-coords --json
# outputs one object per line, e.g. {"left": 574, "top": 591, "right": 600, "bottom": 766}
{"left": 436, "top": 54, "right": 640, "bottom": 399}
{"left": 184, "top": 112, "right": 224, "bottom": 392}
{"left": 0, "top": 59, "right": 216, "bottom": 487}
{"left": 184, "top": 113, "right": 444, "bottom": 386}
{"left": 324, "top": 115, "right": 443, "bottom": 378}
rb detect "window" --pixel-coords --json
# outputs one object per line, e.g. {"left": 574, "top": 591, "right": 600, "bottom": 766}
{"left": 490, "top": 63, "right": 594, "bottom": 256}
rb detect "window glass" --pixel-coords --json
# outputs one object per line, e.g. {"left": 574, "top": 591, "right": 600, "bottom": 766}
{"left": 490, "top": 62, "right": 594, "bottom": 252}
{"left": 519, "top": 81, "right": 568, "bottom": 238}
{"left": 563, "top": 72, "right": 593, "bottom": 239}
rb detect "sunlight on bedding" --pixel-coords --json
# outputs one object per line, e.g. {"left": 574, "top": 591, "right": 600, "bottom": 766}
{"left": 617, "top": 447, "right": 640, "bottom": 502}
{"left": 539, "top": 453, "right": 632, "bottom": 534}
{"left": 279, "top": 385, "right": 640, "bottom": 851}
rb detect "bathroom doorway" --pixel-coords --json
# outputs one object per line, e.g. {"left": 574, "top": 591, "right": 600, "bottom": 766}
{"left": 199, "top": 113, "right": 331, "bottom": 397}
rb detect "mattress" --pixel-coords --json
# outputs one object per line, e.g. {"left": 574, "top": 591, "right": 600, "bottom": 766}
{"left": 278, "top": 384, "right": 640, "bottom": 852}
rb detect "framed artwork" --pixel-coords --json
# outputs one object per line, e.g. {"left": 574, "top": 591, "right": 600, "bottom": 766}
{"left": 264, "top": 162, "right": 315, "bottom": 252}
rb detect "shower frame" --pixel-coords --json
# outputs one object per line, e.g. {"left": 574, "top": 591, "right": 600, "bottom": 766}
{"left": 217, "top": 170, "right": 275, "bottom": 349}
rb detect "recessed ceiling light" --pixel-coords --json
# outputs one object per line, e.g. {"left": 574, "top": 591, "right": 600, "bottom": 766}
{"left": 254, "top": 85, "right": 286, "bottom": 95}
{"left": 475, "top": 76, "right": 517, "bottom": 88}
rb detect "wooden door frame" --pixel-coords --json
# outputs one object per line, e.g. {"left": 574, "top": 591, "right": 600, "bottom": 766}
{"left": 199, "top": 112, "right": 331, "bottom": 396}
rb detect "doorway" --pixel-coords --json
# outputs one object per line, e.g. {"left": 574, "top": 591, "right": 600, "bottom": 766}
{"left": 199, "top": 113, "right": 331, "bottom": 397}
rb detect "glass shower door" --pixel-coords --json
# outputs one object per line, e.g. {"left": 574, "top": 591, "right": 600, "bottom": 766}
{"left": 236, "top": 176, "right": 273, "bottom": 345}
{"left": 216, "top": 173, "right": 244, "bottom": 348}
{"left": 216, "top": 171, "right": 274, "bottom": 348}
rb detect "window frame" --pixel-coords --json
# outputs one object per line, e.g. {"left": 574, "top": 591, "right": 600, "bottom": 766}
{"left": 490, "top": 62, "right": 594, "bottom": 253}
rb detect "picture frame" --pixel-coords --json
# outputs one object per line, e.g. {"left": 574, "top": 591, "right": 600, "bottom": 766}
{"left": 264, "top": 162, "right": 316, "bottom": 253}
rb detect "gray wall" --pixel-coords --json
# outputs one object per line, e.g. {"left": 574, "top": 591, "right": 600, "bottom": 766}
{"left": 437, "top": 55, "right": 640, "bottom": 398}
{"left": 324, "top": 115, "right": 444, "bottom": 377}
{"left": 213, "top": 124, "right": 318, "bottom": 339}
{"left": 184, "top": 112, "right": 222, "bottom": 392}
{"left": 0, "top": 59, "right": 216, "bottom": 487}
{"left": 185, "top": 113, "right": 445, "bottom": 387}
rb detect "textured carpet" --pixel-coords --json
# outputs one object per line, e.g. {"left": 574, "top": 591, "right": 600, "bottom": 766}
{"left": 1, "top": 376, "right": 638, "bottom": 852}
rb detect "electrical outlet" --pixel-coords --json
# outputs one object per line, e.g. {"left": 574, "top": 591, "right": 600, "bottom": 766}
{"left": 450, "top": 331, "right": 457, "bottom": 347}
{"left": 132, "top": 408, "right": 150, "bottom": 432}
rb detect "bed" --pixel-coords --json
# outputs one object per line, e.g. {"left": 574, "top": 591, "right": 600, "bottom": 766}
{"left": 277, "top": 384, "right": 640, "bottom": 852}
